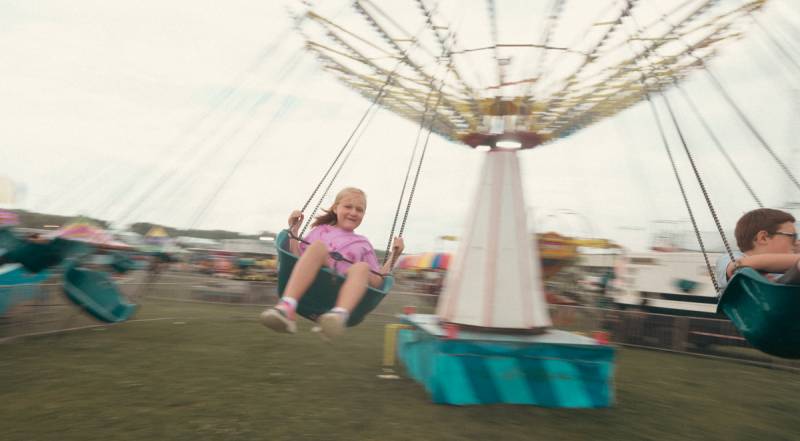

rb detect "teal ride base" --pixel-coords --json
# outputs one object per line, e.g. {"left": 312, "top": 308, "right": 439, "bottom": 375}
{"left": 397, "top": 314, "right": 616, "bottom": 407}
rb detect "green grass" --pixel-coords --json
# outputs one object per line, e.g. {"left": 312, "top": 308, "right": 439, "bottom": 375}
{"left": 2, "top": 296, "right": 799, "bottom": 441}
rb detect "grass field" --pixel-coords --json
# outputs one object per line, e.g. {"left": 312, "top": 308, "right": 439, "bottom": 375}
{"left": 2, "top": 283, "right": 800, "bottom": 441}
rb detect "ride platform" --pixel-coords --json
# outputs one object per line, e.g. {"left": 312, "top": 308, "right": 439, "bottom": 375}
{"left": 396, "top": 314, "right": 615, "bottom": 407}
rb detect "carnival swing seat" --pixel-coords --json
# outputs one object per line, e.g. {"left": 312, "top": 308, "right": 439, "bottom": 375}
{"left": 275, "top": 229, "right": 394, "bottom": 327}
{"left": 717, "top": 267, "right": 800, "bottom": 359}
{"left": 62, "top": 260, "right": 137, "bottom": 323}
{"left": 0, "top": 264, "right": 51, "bottom": 316}
{"left": 110, "top": 252, "right": 136, "bottom": 274}
{"left": 152, "top": 251, "right": 174, "bottom": 263}
{"left": 0, "top": 228, "right": 91, "bottom": 273}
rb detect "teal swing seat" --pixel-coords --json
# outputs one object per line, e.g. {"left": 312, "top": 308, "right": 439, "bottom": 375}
{"left": 63, "top": 261, "right": 137, "bottom": 323}
{"left": 717, "top": 267, "right": 800, "bottom": 359}
{"left": 0, "top": 264, "right": 51, "bottom": 316}
{"left": 110, "top": 252, "right": 136, "bottom": 274}
{"left": 275, "top": 229, "right": 394, "bottom": 327}
{"left": 0, "top": 228, "right": 90, "bottom": 273}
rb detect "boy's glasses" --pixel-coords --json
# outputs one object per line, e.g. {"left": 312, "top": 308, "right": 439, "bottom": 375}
{"left": 773, "top": 231, "right": 798, "bottom": 241}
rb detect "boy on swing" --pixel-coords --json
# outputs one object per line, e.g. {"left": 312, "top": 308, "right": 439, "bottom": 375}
{"left": 716, "top": 208, "right": 800, "bottom": 289}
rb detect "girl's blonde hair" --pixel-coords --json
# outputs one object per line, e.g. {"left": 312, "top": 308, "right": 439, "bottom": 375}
{"left": 312, "top": 187, "right": 368, "bottom": 227}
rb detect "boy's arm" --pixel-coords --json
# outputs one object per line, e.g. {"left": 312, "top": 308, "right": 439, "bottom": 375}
{"left": 727, "top": 253, "right": 800, "bottom": 278}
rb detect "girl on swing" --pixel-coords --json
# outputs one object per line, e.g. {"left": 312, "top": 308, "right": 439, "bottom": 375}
{"left": 260, "top": 187, "right": 404, "bottom": 339}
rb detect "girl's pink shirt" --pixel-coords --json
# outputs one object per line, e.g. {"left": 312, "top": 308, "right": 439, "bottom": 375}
{"left": 299, "top": 224, "right": 381, "bottom": 274}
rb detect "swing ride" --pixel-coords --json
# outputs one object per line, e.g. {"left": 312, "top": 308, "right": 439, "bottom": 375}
{"left": 0, "top": 224, "right": 138, "bottom": 324}
{"left": 2, "top": 0, "right": 798, "bottom": 413}
{"left": 285, "top": 0, "right": 799, "bottom": 404}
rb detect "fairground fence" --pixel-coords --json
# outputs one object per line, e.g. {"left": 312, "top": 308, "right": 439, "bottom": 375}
{"left": 2, "top": 270, "right": 799, "bottom": 371}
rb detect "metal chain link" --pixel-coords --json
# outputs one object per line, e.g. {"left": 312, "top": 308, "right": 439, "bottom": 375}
{"left": 297, "top": 5, "right": 437, "bottom": 237}
{"left": 382, "top": 37, "right": 456, "bottom": 264}
{"left": 674, "top": 82, "right": 763, "bottom": 208}
{"left": 644, "top": 3, "right": 800, "bottom": 198}
{"left": 383, "top": 87, "right": 436, "bottom": 264}
{"left": 300, "top": 99, "right": 382, "bottom": 237}
{"left": 702, "top": 65, "right": 800, "bottom": 195}
{"left": 299, "top": 80, "right": 393, "bottom": 237}
{"left": 645, "top": 93, "right": 721, "bottom": 294}
{"left": 622, "top": 7, "right": 726, "bottom": 292}
{"left": 661, "top": 90, "right": 736, "bottom": 257}
{"left": 392, "top": 87, "right": 446, "bottom": 270}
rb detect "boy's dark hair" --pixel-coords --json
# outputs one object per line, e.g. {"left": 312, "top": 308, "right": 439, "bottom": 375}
{"left": 735, "top": 208, "right": 795, "bottom": 251}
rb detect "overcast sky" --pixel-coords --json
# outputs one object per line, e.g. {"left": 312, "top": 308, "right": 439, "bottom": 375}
{"left": 1, "top": 0, "right": 799, "bottom": 253}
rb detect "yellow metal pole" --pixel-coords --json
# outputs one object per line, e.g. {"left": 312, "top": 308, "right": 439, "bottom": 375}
{"left": 383, "top": 324, "right": 413, "bottom": 367}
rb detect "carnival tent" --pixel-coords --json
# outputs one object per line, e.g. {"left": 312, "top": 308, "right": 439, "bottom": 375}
{"left": 398, "top": 252, "right": 451, "bottom": 270}
{"left": 0, "top": 209, "right": 19, "bottom": 226}
{"left": 52, "top": 222, "right": 132, "bottom": 250}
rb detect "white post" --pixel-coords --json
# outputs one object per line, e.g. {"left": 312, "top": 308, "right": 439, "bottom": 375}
{"left": 436, "top": 150, "right": 551, "bottom": 330}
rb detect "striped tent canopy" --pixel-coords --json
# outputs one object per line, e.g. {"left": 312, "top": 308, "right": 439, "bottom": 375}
{"left": 145, "top": 226, "right": 170, "bottom": 241}
{"left": 53, "top": 222, "right": 132, "bottom": 250}
{"left": 398, "top": 252, "right": 452, "bottom": 270}
{"left": 0, "top": 209, "right": 19, "bottom": 226}
{"left": 143, "top": 226, "right": 173, "bottom": 252}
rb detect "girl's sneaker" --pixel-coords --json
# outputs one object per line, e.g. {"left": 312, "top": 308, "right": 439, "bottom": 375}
{"left": 260, "top": 301, "right": 297, "bottom": 334}
{"left": 318, "top": 310, "right": 348, "bottom": 340}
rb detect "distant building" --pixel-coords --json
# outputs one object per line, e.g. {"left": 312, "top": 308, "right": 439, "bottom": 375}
{"left": 176, "top": 236, "right": 221, "bottom": 249}
{"left": 220, "top": 238, "right": 276, "bottom": 257}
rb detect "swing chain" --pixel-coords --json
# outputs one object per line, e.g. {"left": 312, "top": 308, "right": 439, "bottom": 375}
{"left": 298, "top": 13, "right": 439, "bottom": 237}
{"left": 645, "top": 4, "right": 800, "bottom": 200}
{"left": 645, "top": 93, "right": 722, "bottom": 294}
{"left": 383, "top": 54, "right": 451, "bottom": 264}
{"left": 383, "top": 86, "right": 435, "bottom": 264}
{"left": 299, "top": 78, "right": 394, "bottom": 237}
{"left": 663, "top": 81, "right": 736, "bottom": 262}
{"left": 621, "top": 11, "right": 726, "bottom": 293}
{"left": 673, "top": 82, "right": 763, "bottom": 208}
{"left": 701, "top": 64, "right": 800, "bottom": 195}
{"left": 398, "top": 88, "right": 444, "bottom": 241}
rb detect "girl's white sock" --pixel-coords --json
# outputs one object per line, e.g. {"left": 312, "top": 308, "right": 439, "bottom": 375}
{"left": 331, "top": 306, "right": 350, "bottom": 320}
{"left": 280, "top": 297, "right": 298, "bottom": 310}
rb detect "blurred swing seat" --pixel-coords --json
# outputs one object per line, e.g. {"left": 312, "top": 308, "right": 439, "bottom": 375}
{"left": 717, "top": 267, "right": 800, "bottom": 359}
{"left": 275, "top": 229, "right": 393, "bottom": 327}
{"left": 0, "top": 228, "right": 90, "bottom": 273}
{"left": 152, "top": 251, "right": 174, "bottom": 263}
{"left": 63, "top": 261, "right": 137, "bottom": 323}
{"left": 110, "top": 252, "right": 136, "bottom": 274}
{"left": 0, "top": 264, "right": 51, "bottom": 316}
